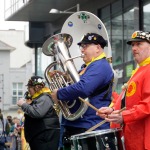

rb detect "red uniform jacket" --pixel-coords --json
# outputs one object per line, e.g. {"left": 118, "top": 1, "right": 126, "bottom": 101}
{"left": 113, "top": 64, "right": 150, "bottom": 150}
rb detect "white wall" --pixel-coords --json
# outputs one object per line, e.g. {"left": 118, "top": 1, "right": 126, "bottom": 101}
{"left": 0, "top": 50, "right": 10, "bottom": 111}
{"left": 0, "top": 29, "right": 33, "bottom": 68}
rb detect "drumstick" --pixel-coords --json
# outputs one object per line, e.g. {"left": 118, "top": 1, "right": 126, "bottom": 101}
{"left": 85, "top": 107, "right": 126, "bottom": 132}
{"left": 78, "top": 97, "right": 100, "bottom": 112}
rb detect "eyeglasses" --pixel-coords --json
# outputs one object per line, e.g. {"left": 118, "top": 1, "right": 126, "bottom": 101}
{"left": 79, "top": 44, "right": 96, "bottom": 50}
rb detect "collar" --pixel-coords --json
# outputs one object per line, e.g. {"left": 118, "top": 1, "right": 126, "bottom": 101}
{"left": 32, "top": 87, "right": 51, "bottom": 99}
{"left": 123, "top": 57, "right": 150, "bottom": 90}
{"left": 139, "top": 57, "right": 150, "bottom": 66}
{"left": 131, "top": 57, "right": 150, "bottom": 76}
{"left": 86, "top": 52, "right": 106, "bottom": 66}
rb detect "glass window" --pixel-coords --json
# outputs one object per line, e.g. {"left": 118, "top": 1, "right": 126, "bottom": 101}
{"left": 12, "top": 83, "right": 23, "bottom": 105}
{"left": 115, "top": 83, "right": 123, "bottom": 94}
{"left": 123, "top": 9, "right": 134, "bottom": 62}
{"left": 123, "top": 0, "right": 134, "bottom": 10}
{"left": 143, "top": 2, "right": 150, "bottom": 31}
{"left": 112, "top": 0, "right": 122, "bottom": 16}
{"left": 18, "top": 83, "right": 23, "bottom": 89}
{"left": 98, "top": 0, "right": 135, "bottom": 86}
{"left": 13, "top": 84, "right": 17, "bottom": 89}
{"left": 37, "top": 47, "right": 53, "bottom": 77}
{"left": 99, "top": 5, "right": 110, "bottom": 20}
{"left": 18, "top": 91, "right": 23, "bottom": 96}
{"left": 13, "top": 90, "right": 17, "bottom": 95}
{"left": 12, "top": 97, "right": 17, "bottom": 105}
{"left": 112, "top": 15, "right": 123, "bottom": 66}
{"left": 99, "top": 6, "right": 111, "bottom": 43}
{"left": 37, "top": 47, "right": 42, "bottom": 76}
{"left": 104, "top": 20, "right": 111, "bottom": 38}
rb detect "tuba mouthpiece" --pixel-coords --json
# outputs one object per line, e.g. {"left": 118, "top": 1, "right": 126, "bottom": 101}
{"left": 81, "top": 54, "right": 84, "bottom": 58}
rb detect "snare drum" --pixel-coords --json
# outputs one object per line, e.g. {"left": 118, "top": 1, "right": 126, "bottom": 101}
{"left": 71, "top": 129, "right": 124, "bottom": 150}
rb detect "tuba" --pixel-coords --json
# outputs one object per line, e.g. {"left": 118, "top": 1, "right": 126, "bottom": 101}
{"left": 42, "top": 33, "right": 88, "bottom": 121}
{"left": 42, "top": 11, "right": 118, "bottom": 121}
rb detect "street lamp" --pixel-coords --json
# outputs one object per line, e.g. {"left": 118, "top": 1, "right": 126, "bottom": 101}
{"left": 49, "top": 4, "right": 80, "bottom": 14}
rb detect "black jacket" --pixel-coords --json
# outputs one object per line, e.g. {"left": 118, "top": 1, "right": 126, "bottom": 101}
{"left": 22, "top": 93, "right": 60, "bottom": 142}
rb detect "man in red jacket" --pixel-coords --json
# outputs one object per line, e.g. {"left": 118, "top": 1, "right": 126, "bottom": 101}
{"left": 97, "top": 31, "right": 150, "bottom": 150}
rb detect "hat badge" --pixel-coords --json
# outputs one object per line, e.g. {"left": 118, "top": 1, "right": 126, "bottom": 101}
{"left": 93, "top": 37, "right": 97, "bottom": 40}
{"left": 132, "top": 31, "right": 138, "bottom": 39}
{"left": 37, "top": 78, "right": 43, "bottom": 83}
{"left": 88, "top": 35, "right": 93, "bottom": 40}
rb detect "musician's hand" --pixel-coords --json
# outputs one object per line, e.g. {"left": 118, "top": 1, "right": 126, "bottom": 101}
{"left": 49, "top": 70, "right": 65, "bottom": 77}
{"left": 17, "top": 99, "right": 26, "bottom": 107}
{"left": 105, "top": 110, "right": 123, "bottom": 124}
{"left": 51, "top": 89, "right": 59, "bottom": 104}
{"left": 96, "top": 107, "right": 113, "bottom": 119}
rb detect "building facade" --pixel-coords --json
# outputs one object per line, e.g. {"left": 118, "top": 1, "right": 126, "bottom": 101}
{"left": 0, "top": 40, "right": 14, "bottom": 111}
{"left": 0, "top": 30, "right": 33, "bottom": 116}
{"left": 4, "top": 0, "right": 150, "bottom": 93}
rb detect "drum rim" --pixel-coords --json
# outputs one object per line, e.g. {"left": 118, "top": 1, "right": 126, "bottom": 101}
{"left": 71, "top": 128, "right": 122, "bottom": 140}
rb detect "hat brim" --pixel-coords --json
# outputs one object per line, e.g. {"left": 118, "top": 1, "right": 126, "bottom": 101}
{"left": 77, "top": 41, "right": 92, "bottom": 46}
{"left": 127, "top": 39, "right": 147, "bottom": 45}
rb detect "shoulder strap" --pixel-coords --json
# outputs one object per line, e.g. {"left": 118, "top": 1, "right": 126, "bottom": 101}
{"left": 90, "top": 76, "right": 114, "bottom": 99}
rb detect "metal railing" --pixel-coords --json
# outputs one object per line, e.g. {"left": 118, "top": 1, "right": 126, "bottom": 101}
{"left": 4, "top": 0, "right": 30, "bottom": 20}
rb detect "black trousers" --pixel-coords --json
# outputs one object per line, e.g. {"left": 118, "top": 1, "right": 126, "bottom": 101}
{"left": 29, "top": 129, "right": 60, "bottom": 150}
{"left": 63, "top": 126, "right": 97, "bottom": 150}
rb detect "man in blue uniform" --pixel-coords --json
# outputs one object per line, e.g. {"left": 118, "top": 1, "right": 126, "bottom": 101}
{"left": 51, "top": 33, "right": 114, "bottom": 150}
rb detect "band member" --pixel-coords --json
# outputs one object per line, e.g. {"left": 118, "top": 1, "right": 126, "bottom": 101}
{"left": 17, "top": 76, "right": 60, "bottom": 150}
{"left": 97, "top": 31, "right": 150, "bottom": 150}
{"left": 51, "top": 33, "right": 114, "bottom": 150}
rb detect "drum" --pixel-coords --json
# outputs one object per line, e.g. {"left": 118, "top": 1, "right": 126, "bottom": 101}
{"left": 70, "top": 129, "right": 124, "bottom": 150}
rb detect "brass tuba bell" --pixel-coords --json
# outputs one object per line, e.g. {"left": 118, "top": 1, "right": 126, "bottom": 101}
{"left": 42, "top": 33, "right": 88, "bottom": 121}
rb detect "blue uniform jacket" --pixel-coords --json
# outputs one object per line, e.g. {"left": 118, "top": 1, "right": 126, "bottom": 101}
{"left": 57, "top": 58, "right": 114, "bottom": 130}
